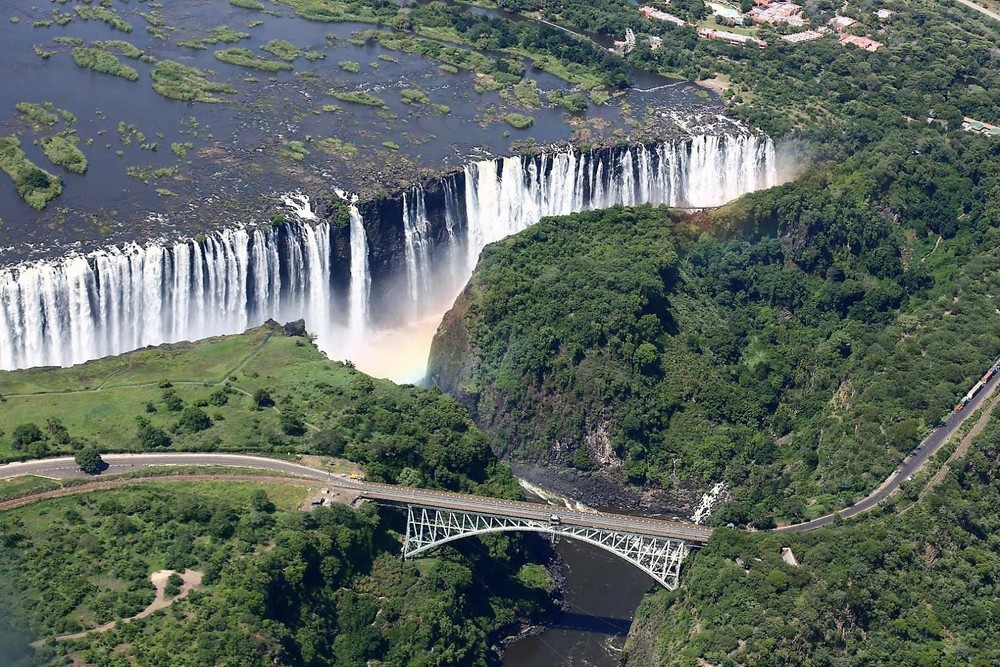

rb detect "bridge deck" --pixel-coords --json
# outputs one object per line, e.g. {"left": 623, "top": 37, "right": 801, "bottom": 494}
{"left": 359, "top": 482, "right": 713, "bottom": 543}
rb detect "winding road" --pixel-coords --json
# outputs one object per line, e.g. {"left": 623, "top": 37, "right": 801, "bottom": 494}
{"left": 0, "top": 453, "right": 713, "bottom": 543}
{"left": 2, "top": 363, "right": 997, "bottom": 541}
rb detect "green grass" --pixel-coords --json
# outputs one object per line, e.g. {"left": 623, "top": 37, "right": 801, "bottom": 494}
{"left": 0, "top": 475, "right": 60, "bottom": 502}
{"left": 151, "top": 60, "right": 236, "bottom": 103}
{"left": 93, "top": 39, "right": 146, "bottom": 60}
{"left": 74, "top": 5, "right": 132, "bottom": 33}
{"left": 39, "top": 135, "right": 88, "bottom": 174}
{"left": 14, "top": 102, "right": 59, "bottom": 129}
{"left": 338, "top": 60, "right": 360, "bottom": 72}
{"left": 279, "top": 139, "right": 309, "bottom": 160}
{"left": 214, "top": 47, "right": 293, "bottom": 72}
{"left": 401, "top": 88, "right": 430, "bottom": 105}
{"left": 0, "top": 136, "right": 62, "bottom": 210}
{"left": 504, "top": 112, "right": 534, "bottom": 129}
{"left": 331, "top": 90, "right": 385, "bottom": 107}
{"left": 230, "top": 0, "right": 267, "bottom": 9}
{"left": 262, "top": 39, "right": 308, "bottom": 61}
{"left": 71, "top": 47, "right": 140, "bottom": 81}
{"left": 513, "top": 78, "right": 540, "bottom": 107}
{"left": 204, "top": 25, "right": 251, "bottom": 44}
{"left": 170, "top": 142, "right": 194, "bottom": 158}
{"left": 316, "top": 136, "right": 357, "bottom": 158}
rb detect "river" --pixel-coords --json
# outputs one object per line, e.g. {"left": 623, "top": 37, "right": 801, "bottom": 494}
{"left": 504, "top": 539, "right": 652, "bottom": 667}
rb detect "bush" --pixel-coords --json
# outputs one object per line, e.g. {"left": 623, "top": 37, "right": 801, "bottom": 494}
{"left": 11, "top": 423, "right": 42, "bottom": 451}
{"left": 136, "top": 417, "right": 171, "bottom": 449}
{"left": 504, "top": 113, "right": 534, "bottom": 129}
{"left": 252, "top": 389, "right": 274, "bottom": 409}
{"left": 177, "top": 407, "right": 212, "bottom": 433}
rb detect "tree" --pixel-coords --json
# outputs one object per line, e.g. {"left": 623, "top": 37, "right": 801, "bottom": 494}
{"left": 45, "top": 418, "right": 70, "bottom": 445}
{"left": 252, "top": 388, "right": 274, "bottom": 409}
{"left": 75, "top": 447, "right": 104, "bottom": 475}
{"left": 11, "top": 423, "right": 43, "bottom": 451}
{"left": 250, "top": 489, "right": 275, "bottom": 513}
{"left": 136, "top": 417, "right": 172, "bottom": 449}
{"left": 178, "top": 407, "right": 212, "bottom": 433}
{"left": 280, "top": 412, "right": 306, "bottom": 436}
{"left": 164, "top": 572, "right": 184, "bottom": 598}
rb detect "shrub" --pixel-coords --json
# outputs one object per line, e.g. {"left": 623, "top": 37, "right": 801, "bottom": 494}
{"left": 12, "top": 423, "right": 43, "bottom": 451}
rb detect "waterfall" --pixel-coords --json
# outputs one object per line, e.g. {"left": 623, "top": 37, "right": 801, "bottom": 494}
{"left": 348, "top": 205, "right": 370, "bottom": 336}
{"left": 0, "top": 134, "right": 778, "bottom": 375}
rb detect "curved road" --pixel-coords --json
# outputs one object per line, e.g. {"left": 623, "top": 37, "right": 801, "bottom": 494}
{"left": 777, "top": 366, "right": 1000, "bottom": 532}
{"left": 2, "top": 366, "right": 996, "bottom": 540}
{"left": 0, "top": 453, "right": 712, "bottom": 543}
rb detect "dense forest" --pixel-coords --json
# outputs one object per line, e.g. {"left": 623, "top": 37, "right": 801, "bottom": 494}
{"left": 1, "top": 482, "right": 556, "bottom": 666}
{"left": 624, "top": 411, "right": 1000, "bottom": 666}
{"left": 429, "top": 129, "right": 1000, "bottom": 525}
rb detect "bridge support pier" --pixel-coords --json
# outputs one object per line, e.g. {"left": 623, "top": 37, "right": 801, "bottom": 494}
{"left": 401, "top": 504, "right": 694, "bottom": 590}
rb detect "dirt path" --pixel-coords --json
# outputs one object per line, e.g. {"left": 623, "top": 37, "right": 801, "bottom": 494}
{"left": 33, "top": 570, "right": 203, "bottom": 646}
{"left": 953, "top": 0, "right": 1000, "bottom": 22}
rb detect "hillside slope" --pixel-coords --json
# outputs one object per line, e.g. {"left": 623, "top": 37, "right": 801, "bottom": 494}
{"left": 428, "top": 132, "right": 1000, "bottom": 525}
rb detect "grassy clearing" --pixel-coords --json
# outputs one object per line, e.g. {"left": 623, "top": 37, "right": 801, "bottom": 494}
{"left": 215, "top": 47, "right": 293, "bottom": 72}
{"left": 0, "top": 136, "right": 62, "bottom": 210}
{"left": 151, "top": 60, "right": 236, "bottom": 103}
{"left": 331, "top": 90, "right": 385, "bottom": 107}
{"left": 71, "top": 46, "right": 140, "bottom": 81}
{"left": 39, "top": 135, "right": 88, "bottom": 174}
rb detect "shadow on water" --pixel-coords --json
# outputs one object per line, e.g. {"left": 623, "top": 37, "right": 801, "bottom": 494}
{"left": 550, "top": 612, "right": 632, "bottom": 637}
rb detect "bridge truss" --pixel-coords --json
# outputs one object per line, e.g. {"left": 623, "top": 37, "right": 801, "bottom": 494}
{"left": 402, "top": 505, "right": 694, "bottom": 590}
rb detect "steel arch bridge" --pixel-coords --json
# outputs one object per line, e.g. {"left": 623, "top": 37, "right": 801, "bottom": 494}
{"left": 401, "top": 505, "right": 696, "bottom": 590}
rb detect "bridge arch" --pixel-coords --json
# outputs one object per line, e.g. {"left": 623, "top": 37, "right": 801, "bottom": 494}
{"left": 401, "top": 505, "right": 695, "bottom": 590}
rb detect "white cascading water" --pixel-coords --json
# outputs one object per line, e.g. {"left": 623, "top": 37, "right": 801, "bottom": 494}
{"left": 348, "top": 204, "right": 370, "bottom": 337}
{"left": 0, "top": 135, "right": 778, "bottom": 377}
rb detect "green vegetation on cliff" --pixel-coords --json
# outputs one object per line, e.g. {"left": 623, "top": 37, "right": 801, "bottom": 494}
{"left": 624, "top": 413, "right": 1000, "bottom": 667}
{"left": 429, "top": 131, "right": 1000, "bottom": 525}
{"left": 0, "top": 323, "right": 511, "bottom": 496}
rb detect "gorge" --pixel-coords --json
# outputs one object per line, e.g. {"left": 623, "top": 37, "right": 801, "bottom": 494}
{"left": 0, "top": 134, "right": 776, "bottom": 379}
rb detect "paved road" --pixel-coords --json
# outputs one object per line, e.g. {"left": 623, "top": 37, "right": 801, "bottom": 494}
{"left": 777, "top": 366, "right": 1000, "bottom": 532}
{"left": 0, "top": 453, "right": 713, "bottom": 543}
{"left": 4, "top": 363, "right": 995, "bottom": 543}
